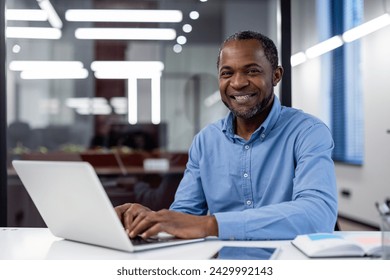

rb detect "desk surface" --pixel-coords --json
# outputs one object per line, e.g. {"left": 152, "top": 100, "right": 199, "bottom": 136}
{"left": 0, "top": 228, "right": 380, "bottom": 260}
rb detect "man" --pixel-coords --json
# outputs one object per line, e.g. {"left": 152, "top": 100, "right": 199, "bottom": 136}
{"left": 115, "top": 30, "right": 338, "bottom": 240}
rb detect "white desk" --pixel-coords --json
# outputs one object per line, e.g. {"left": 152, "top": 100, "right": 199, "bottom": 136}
{"left": 0, "top": 227, "right": 309, "bottom": 260}
{"left": 0, "top": 228, "right": 381, "bottom": 260}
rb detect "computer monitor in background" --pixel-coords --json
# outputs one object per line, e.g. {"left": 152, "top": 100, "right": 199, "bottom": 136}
{"left": 108, "top": 122, "right": 167, "bottom": 151}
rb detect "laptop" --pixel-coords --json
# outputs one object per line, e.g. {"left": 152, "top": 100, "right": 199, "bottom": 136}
{"left": 12, "top": 160, "right": 204, "bottom": 252}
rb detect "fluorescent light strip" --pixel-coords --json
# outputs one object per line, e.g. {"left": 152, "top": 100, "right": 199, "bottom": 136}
{"left": 6, "top": 9, "right": 48, "bottom": 21}
{"left": 76, "top": 107, "right": 112, "bottom": 115}
{"left": 66, "top": 97, "right": 112, "bottom": 115}
{"left": 91, "top": 61, "right": 164, "bottom": 79}
{"left": 128, "top": 78, "right": 138, "bottom": 125}
{"left": 9, "top": 61, "right": 84, "bottom": 71}
{"left": 66, "top": 97, "right": 107, "bottom": 108}
{"left": 305, "top": 36, "right": 343, "bottom": 59}
{"left": 151, "top": 75, "right": 161, "bottom": 124}
{"left": 6, "top": 27, "right": 61, "bottom": 39}
{"left": 290, "top": 52, "right": 307, "bottom": 67}
{"left": 75, "top": 28, "right": 176, "bottom": 40}
{"left": 66, "top": 98, "right": 111, "bottom": 115}
{"left": 342, "top": 13, "right": 390, "bottom": 42}
{"left": 20, "top": 69, "right": 89, "bottom": 79}
{"left": 10, "top": 60, "right": 88, "bottom": 79}
{"left": 65, "top": 9, "right": 182, "bottom": 23}
{"left": 292, "top": 13, "right": 390, "bottom": 67}
{"left": 37, "top": 0, "right": 63, "bottom": 28}
{"left": 91, "top": 61, "right": 163, "bottom": 124}
{"left": 111, "top": 97, "right": 128, "bottom": 114}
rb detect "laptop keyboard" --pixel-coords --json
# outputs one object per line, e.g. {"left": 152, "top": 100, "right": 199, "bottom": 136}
{"left": 130, "top": 235, "right": 177, "bottom": 246}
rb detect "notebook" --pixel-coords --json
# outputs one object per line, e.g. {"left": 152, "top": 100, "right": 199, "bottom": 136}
{"left": 12, "top": 160, "right": 204, "bottom": 252}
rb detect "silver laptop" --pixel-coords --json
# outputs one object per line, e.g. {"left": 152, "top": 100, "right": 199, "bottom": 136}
{"left": 12, "top": 160, "right": 203, "bottom": 252}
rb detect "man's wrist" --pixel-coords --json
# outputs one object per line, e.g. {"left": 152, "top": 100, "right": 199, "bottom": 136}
{"left": 206, "top": 215, "right": 219, "bottom": 237}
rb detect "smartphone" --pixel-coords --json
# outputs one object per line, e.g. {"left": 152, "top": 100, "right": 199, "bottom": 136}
{"left": 211, "top": 246, "right": 280, "bottom": 260}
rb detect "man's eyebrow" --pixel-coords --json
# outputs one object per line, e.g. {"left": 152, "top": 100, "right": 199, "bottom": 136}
{"left": 219, "top": 63, "right": 261, "bottom": 70}
{"left": 219, "top": 65, "right": 232, "bottom": 70}
{"left": 242, "top": 63, "right": 262, "bottom": 68}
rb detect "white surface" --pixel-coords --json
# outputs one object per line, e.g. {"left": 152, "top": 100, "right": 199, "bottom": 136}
{"left": 0, "top": 228, "right": 306, "bottom": 260}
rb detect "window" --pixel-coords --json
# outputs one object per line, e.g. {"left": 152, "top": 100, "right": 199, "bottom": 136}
{"left": 329, "top": 0, "right": 364, "bottom": 164}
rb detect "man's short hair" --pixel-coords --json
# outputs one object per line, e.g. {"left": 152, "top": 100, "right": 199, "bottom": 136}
{"left": 217, "top": 30, "right": 279, "bottom": 70}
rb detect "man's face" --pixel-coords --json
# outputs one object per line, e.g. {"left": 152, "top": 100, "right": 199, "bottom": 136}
{"left": 218, "top": 39, "right": 282, "bottom": 120}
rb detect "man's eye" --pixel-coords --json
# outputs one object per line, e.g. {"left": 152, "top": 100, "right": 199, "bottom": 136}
{"left": 220, "top": 71, "right": 232, "bottom": 77}
{"left": 247, "top": 69, "right": 260, "bottom": 74}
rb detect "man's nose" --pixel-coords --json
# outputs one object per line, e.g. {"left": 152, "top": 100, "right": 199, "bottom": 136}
{"left": 230, "top": 73, "right": 249, "bottom": 89}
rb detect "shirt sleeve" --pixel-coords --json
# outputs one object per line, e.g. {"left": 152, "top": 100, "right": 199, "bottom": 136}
{"left": 215, "top": 122, "right": 338, "bottom": 240}
{"left": 169, "top": 136, "right": 209, "bottom": 216}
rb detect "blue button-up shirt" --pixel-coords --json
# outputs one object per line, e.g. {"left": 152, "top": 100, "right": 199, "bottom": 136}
{"left": 170, "top": 96, "right": 338, "bottom": 240}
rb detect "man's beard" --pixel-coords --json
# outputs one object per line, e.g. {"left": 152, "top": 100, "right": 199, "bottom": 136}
{"left": 222, "top": 93, "right": 274, "bottom": 120}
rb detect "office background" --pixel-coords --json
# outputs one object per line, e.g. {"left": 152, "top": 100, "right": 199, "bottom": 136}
{"left": 1, "top": 0, "right": 389, "bottom": 229}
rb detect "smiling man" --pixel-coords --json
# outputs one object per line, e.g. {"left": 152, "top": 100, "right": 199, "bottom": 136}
{"left": 115, "top": 31, "right": 338, "bottom": 240}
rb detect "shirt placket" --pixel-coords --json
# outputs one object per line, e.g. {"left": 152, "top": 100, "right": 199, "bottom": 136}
{"left": 242, "top": 143, "right": 253, "bottom": 208}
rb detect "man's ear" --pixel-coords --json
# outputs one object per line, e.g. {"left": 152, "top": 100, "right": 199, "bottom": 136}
{"left": 273, "top": 66, "right": 284, "bottom": 86}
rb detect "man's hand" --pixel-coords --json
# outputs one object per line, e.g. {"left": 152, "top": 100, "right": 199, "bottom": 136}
{"left": 115, "top": 203, "right": 152, "bottom": 236}
{"left": 115, "top": 203, "right": 218, "bottom": 239}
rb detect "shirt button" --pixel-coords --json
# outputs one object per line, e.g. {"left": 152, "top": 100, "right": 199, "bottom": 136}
{"left": 243, "top": 173, "right": 248, "bottom": 178}
{"left": 261, "top": 133, "right": 266, "bottom": 139}
{"left": 244, "top": 145, "right": 250, "bottom": 150}
{"left": 246, "top": 200, "right": 252, "bottom": 205}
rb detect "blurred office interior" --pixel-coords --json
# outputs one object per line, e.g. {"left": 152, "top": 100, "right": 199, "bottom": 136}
{"left": 0, "top": 0, "right": 389, "bottom": 230}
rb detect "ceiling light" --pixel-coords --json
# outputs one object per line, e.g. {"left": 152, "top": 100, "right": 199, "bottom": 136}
{"left": 151, "top": 76, "right": 161, "bottom": 125}
{"left": 66, "top": 97, "right": 107, "bottom": 108}
{"left": 189, "top": 11, "right": 200, "bottom": 20}
{"left": 91, "top": 61, "right": 163, "bottom": 124}
{"left": 91, "top": 61, "right": 164, "bottom": 79}
{"left": 65, "top": 9, "right": 182, "bottom": 23}
{"left": 9, "top": 60, "right": 88, "bottom": 79}
{"left": 66, "top": 98, "right": 112, "bottom": 115}
{"left": 6, "top": 27, "right": 61, "bottom": 39}
{"left": 183, "top": 24, "right": 192, "bottom": 33}
{"left": 36, "top": 0, "right": 63, "bottom": 29}
{"left": 76, "top": 107, "right": 112, "bottom": 115}
{"left": 177, "top": 35, "right": 187, "bottom": 45}
{"left": 111, "top": 97, "right": 127, "bottom": 114}
{"left": 12, "top": 45, "right": 21, "bottom": 54}
{"left": 6, "top": 9, "right": 48, "bottom": 21}
{"left": 305, "top": 36, "right": 343, "bottom": 59}
{"left": 20, "top": 69, "right": 89, "bottom": 79}
{"left": 173, "top": 44, "right": 182, "bottom": 53}
{"left": 75, "top": 28, "right": 176, "bottom": 40}
{"left": 9, "top": 60, "right": 84, "bottom": 71}
{"left": 290, "top": 52, "right": 307, "bottom": 67}
{"left": 291, "top": 14, "right": 390, "bottom": 67}
{"left": 342, "top": 13, "right": 390, "bottom": 42}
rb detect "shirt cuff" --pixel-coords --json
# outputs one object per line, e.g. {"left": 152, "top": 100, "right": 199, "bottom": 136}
{"left": 214, "top": 212, "right": 246, "bottom": 240}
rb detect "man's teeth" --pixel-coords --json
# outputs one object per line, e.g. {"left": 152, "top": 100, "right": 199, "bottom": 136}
{"left": 235, "top": 95, "right": 250, "bottom": 101}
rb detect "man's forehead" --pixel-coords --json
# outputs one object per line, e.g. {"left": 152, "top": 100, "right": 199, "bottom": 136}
{"left": 220, "top": 42, "right": 266, "bottom": 63}
{"left": 221, "top": 40, "right": 264, "bottom": 55}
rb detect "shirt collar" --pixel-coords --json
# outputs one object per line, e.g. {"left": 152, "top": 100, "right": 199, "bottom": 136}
{"left": 222, "top": 95, "right": 281, "bottom": 141}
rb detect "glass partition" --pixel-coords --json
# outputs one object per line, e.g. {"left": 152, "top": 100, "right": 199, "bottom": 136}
{"left": 5, "top": 0, "right": 279, "bottom": 226}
